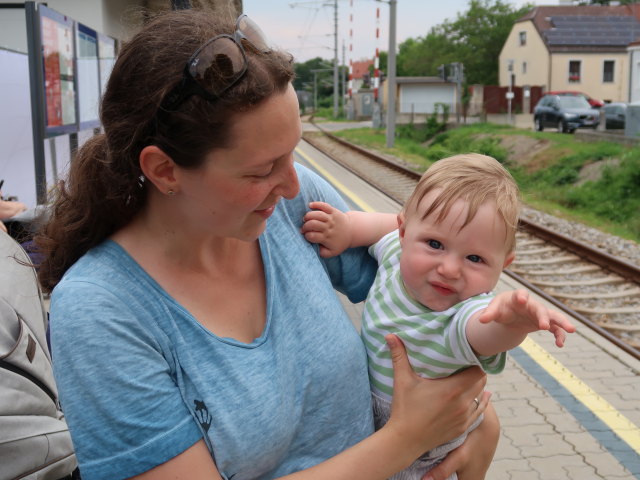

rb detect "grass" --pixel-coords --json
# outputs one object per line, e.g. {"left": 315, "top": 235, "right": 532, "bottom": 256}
{"left": 325, "top": 122, "right": 640, "bottom": 243}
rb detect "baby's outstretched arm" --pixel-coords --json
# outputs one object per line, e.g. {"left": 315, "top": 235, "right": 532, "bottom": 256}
{"left": 301, "top": 201, "right": 398, "bottom": 258}
{"left": 466, "top": 290, "right": 576, "bottom": 356}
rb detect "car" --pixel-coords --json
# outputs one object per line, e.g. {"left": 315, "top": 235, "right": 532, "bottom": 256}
{"left": 602, "top": 102, "right": 627, "bottom": 129}
{"left": 533, "top": 94, "right": 600, "bottom": 133}
{"left": 546, "top": 90, "right": 605, "bottom": 109}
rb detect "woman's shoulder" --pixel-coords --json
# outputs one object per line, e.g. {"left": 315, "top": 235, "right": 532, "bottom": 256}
{"left": 58, "top": 240, "right": 134, "bottom": 285}
{"left": 52, "top": 240, "right": 156, "bottom": 313}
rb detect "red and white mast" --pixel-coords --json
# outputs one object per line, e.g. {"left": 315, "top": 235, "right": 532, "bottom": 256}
{"left": 373, "top": 5, "right": 380, "bottom": 102}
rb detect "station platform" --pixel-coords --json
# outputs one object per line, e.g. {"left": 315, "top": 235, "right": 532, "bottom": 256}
{"left": 295, "top": 139, "right": 640, "bottom": 480}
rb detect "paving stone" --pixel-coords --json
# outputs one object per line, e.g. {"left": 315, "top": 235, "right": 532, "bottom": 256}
{"left": 494, "top": 435, "right": 521, "bottom": 460}
{"left": 528, "top": 455, "right": 575, "bottom": 480}
{"left": 520, "top": 433, "right": 576, "bottom": 457}
{"left": 543, "top": 412, "right": 587, "bottom": 433}
{"left": 489, "top": 459, "right": 538, "bottom": 480}
{"left": 527, "top": 395, "right": 567, "bottom": 414}
{"left": 563, "top": 464, "right": 600, "bottom": 479}
{"left": 587, "top": 451, "right": 638, "bottom": 478}
{"left": 500, "top": 411, "right": 548, "bottom": 428}
{"left": 563, "top": 431, "right": 609, "bottom": 454}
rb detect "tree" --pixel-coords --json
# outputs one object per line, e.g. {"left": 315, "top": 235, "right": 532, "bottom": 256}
{"left": 293, "top": 57, "right": 332, "bottom": 93}
{"left": 395, "top": 0, "right": 532, "bottom": 85}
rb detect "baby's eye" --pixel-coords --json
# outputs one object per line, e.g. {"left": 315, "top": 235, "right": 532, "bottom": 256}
{"left": 467, "top": 254, "right": 483, "bottom": 263}
{"left": 427, "top": 239, "right": 442, "bottom": 249}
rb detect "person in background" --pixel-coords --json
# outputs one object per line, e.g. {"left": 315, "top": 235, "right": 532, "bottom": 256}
{"left": 302, "top": 153, "right": 576, "bottom": 480}
{"left": 37, "top": 8, "right": 498, "bottom": 480}
{"left": 0, "top": 192, "right": 27, "bottom": 233}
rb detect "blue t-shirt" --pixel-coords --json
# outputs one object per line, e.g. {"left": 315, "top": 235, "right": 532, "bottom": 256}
{"left": 50, "top": 164, "right": 378, "bottom": 480}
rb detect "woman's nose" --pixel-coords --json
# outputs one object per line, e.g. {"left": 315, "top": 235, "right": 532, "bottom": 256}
{"left": 276, "top": 158, "right": 300, "bottom": 200}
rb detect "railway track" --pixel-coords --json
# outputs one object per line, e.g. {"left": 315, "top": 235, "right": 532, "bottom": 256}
{"left": 301, "top": 127, "right": 640, "bottom": 359}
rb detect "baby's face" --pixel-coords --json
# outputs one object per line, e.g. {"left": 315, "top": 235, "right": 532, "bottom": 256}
{"left": 398, "top": 192, "right": 514, "bottom": 312}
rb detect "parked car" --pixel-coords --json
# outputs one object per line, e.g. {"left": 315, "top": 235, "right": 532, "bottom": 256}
{"left": 546, "top": 90, "right": 605, "bottom": 109}
{"left": 602, "top": 102, "right": 627, "bottom": 129}
{"left": 534, "top": 94, "right": 600, "bottom": 133}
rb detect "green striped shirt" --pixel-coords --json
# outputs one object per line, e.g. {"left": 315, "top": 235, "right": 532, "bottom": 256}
{"left": 362, "top": 231, "right": 506, "bottom": 402}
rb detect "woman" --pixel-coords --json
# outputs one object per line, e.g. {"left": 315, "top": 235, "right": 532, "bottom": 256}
{"left": 37, "top": 8, "right": 497, "bottom": 480}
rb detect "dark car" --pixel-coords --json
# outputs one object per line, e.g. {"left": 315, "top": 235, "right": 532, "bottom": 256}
{"left": 546, "top": 90, "right": 605, "bottom": 109}
{"left": 534, "top": 94, "right": 600, "bottom": 133}
{"left": 603, "top": 102, "right": 627, "bottom": 129}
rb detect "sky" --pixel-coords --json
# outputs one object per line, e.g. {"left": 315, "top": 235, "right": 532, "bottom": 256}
{"left": 242, "top": 0, "right": 556, "bottom": 63}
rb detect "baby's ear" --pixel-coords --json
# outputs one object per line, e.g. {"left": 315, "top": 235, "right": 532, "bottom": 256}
{"left": 397, "top": 212, "right": 406, "bottom": 239}
{"left": 503, "top": 251, "right": 516, "bottom": 269}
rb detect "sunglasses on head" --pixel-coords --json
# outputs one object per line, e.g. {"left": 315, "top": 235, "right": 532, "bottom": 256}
{"left": 158, "top": 14, "right": 271, "bottom": 112}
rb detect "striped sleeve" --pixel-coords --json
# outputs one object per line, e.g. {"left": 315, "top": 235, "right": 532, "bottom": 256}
{"left": 450, "top": 294, "right": 506, "bottom": 374}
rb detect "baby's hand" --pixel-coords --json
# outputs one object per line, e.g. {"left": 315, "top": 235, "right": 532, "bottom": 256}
{"left": 479, "top": 290, "right": 576, "bottom": 347}
{"left": 302, "top": 201, "right": 351, "bottom": 258}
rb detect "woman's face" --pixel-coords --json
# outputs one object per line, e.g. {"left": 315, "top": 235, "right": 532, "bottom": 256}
{"left": 174, "top": 84, "right": 302, "bottom": 241}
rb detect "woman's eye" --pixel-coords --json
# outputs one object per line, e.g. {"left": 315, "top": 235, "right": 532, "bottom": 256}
{"left": 427, "top": 239, "right": 442, "bottom": 249}
{"left": 467, "top": 254, "right": 483, "bottom": 263}
{"left": 252, "top": 168, "right": 273, "bottom": 178}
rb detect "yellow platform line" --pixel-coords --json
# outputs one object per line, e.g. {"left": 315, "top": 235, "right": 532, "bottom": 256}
{"left": 297, "top": 145, "right": 640, "bottom": 455}
{"left": 295, "top": 148, "right": 375, "bottom": 213}
{"left": 521, "top": 337, "right": 640, "bottom": 454}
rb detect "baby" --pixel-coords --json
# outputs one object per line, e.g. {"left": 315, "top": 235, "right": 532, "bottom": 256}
{"left": 302, "top": 153, "right": 575, "bottom": 480}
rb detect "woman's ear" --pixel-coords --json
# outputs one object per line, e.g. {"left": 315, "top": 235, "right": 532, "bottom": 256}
{"left": 139, "top": 146, "right": 179, "bottom": 195}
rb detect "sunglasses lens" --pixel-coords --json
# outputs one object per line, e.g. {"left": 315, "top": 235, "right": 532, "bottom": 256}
{"left": 189, "top": 37, "right": 246, "bottom": 97}
{"left": 237, "top": 15, "right": 270, "bottom": 53}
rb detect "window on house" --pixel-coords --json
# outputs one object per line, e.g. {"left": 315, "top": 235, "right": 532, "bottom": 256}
{"left": 569, "top": 60, "right": 581, "bottom": 83}
{"left": 603, "top": 60, "right": 614, "bottom": 83}
{"left": 519, "top": 31, "right": 526, "bottom": 46}
{"left": 522, "top": 61, "right": 527, "bottom": 74}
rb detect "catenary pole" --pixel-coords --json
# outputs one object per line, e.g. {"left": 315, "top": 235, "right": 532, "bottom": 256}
{"left": 333, "top": 0, "right": 339, "bottom": 118}
{"left": 385, "top": 0, "right": 397, "bottom": 148}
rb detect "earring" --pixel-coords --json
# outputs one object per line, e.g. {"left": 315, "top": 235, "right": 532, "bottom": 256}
{"left": 167, "top": 190, "right": 175, "bottom": 196}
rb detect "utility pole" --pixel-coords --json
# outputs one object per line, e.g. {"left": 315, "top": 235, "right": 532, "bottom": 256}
{"left": 290, "top": 0, "right": 340, "bottom": 118}
{"left": 342, "top": 40, "right": 347, "bottom": 115}
{"left": 451, "top": 62, "right": 464, "bottom": 124}
{"left": 312, "top": 68, "right": 333, "bottom": 112}
{"left": 333, "top": 0, "right": 339, "bottom": 118}
{"left": 507, "top": 59, "right": 514, "bottom": 125}
{"left": 384, "top": 0, "right": 397, "bottom": 148}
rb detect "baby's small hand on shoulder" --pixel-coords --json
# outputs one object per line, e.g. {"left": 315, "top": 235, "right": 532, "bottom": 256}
{"left": 301, "top": 201, "right": 351, "bottom": 258}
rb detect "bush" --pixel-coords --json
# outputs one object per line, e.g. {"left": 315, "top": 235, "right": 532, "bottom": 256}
{"left": 564, "top": 153, "right": 640, "bottom": 236}
{"left": 396, "top": 104, "right": 449, "bottom": 144}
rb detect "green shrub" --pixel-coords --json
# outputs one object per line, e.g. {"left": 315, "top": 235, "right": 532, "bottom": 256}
{"left": 396, "top": 105, "right": 448, "bottom": 143}
{"left": 564, "top": 153, "right": 640, "bottom": 235}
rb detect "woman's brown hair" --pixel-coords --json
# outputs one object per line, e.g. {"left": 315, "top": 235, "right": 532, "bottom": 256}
{"left": 36, "top": 8, "right": 295, "bottom": 292}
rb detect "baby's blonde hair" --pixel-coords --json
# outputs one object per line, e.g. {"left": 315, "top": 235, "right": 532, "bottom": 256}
{"left": 402, "top": 153, "right": 520, "bottom": 253}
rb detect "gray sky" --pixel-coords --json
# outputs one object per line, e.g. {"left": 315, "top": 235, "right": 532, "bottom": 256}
{"left": 243, "top": 0, "right": 555, "bottom": 63}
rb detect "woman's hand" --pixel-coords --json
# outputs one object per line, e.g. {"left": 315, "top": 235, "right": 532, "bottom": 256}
{"left": 423, "top": 402, "right": 499, "bottom": 480}
{"left": 384, "top": 334, "right": 489, "bottom": 460}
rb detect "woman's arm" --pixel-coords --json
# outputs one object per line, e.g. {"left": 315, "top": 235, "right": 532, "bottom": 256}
{"left": 130, "top": 439, "right": 222, "bottom": 480}
{"left": 128, "top": 335, "right": 489, "bottom": 480}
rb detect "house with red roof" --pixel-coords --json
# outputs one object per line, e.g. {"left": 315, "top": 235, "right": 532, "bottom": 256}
{"left": 499, "top": 4, "right": 640, "bottom": 103}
